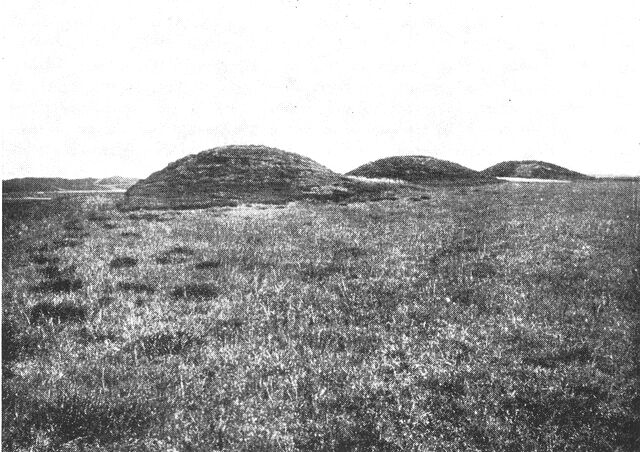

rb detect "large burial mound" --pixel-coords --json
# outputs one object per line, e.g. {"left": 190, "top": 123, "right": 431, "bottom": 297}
{"left": 123, "top": 145, "right": 415, "bottom": 209}
{"left": 481, "top": 161, "right": 594, "bottom": 180}
{"left": 347, "top": 155, "right": 498, "bottom": 185}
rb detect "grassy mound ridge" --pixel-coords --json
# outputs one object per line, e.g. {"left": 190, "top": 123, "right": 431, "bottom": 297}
{"left": 481, "top": 160, "right": 594, "bottom": 180}
{"left": 122, "top": 145, "right": 419, "bottom": 209}
{"left": 346, "top": 155, "right": 498, "bottom": 185}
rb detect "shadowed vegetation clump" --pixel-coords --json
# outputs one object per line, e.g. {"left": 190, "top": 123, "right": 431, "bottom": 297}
{"left": 109, "top": 256, "right": 138, "bottom": 269}
{"left": 31, "top": 277, "right": 83, "bottom": 293}
{"left": 2, "top": 318, "right": 20, "bottom": 364}
{"left": 2, "top": 391, "right": 153, "bottom": 449}
{"left": 38, "top": 263, "right": 76, "bottom": 279}
{"left": 63, "top": 218, "right": 85, "bottom": 232}
{"left": 76, "top": 326, "right": 119, "bottom": 343}
{"left": 194, "top": 259, "right": 222, "bottom": 270}
{"left": 51, "top": 237, "right": 83, "bottom": 249}
{"left": 87, "top": 211, "right": 111, "bottom": 222}
{"left": 155, "top": 246, "right": 196, "bottom": 264}
{"left": 30, "top": 302, "right": 87, "bottom": 325}
{"left": 121, "top": 231, "right": 142, "bottom": 238}
{"left": 171, "top": 283, "right": 218, "bottom": 299}
{"left": 523, "top": 344, "right": 593, "bottom": 368}
{"left": 29, "top": 253, "right": 59, "bottom": 265}
{"left": 134, "top": 331, "right": 201, "bottom": 358}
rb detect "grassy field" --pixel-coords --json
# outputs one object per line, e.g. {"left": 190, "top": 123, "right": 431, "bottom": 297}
{"left": 2, "top": 182, "right": 639, "bottom": 451}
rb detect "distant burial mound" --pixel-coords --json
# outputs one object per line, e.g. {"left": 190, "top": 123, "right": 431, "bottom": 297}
{"left": 123, "top": 145, "right": 412, "bottom": 209}
{"left": 347, "top": 155, "right": 497, "bottom": 185}
{"left": 2, "top": 177, "right": 138, "bottom": 193}
{"left": 481, "top": 161, "right": 594, "bottom": 180}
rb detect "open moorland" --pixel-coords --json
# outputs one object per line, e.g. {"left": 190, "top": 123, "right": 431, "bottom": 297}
{"left": 2, "top": 181, "right": 640, "bottom": 451}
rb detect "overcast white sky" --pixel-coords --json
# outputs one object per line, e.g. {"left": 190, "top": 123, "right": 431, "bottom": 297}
{"left": 2, "top": 1, "right": 639, "bottom": 178}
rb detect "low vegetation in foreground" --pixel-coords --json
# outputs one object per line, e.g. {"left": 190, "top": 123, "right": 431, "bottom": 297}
{"left": 2, "top": 183, "right": 639, "bottom": 451}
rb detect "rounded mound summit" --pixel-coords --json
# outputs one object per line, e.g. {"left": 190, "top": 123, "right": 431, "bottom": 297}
{"left": 123, "top": 145, "right": 408, "bottom": 209}
{"left": 481, "top": 160, "right": 594, "bottom": 180}
{"left": 347, "top": 155, "right": 497, "bottom": 185}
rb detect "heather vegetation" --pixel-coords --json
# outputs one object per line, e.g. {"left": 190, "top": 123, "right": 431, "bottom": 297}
{"left": 2, "top": 183, "right": 639, "bottom": 450}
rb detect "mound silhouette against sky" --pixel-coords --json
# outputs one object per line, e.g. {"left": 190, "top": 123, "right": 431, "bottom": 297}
{"left": 346, "top": 155, "right": 497, "bottom": 185}
{"left": 123, "top": 145, "right": 412, "bottom": 209}
{"left": 2, "top": 177, "right": 138, "bottom": 193}
{"left": 481, "top": 161, "right": 594, "bottom": 180}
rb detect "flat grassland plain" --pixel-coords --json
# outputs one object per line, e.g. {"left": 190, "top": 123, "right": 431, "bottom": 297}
{"left": 2, "top": 181, "right": 639, "bottom": 451}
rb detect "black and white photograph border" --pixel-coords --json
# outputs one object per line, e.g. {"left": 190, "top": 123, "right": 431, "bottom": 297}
{"left": 2, "top": 1, "right": 640, "bottom": 451}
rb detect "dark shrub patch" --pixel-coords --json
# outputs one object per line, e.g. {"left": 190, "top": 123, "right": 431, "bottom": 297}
{"left": 171, "top": 283, "right": 218, "bottom": 299}
{"left": 77, "top": 326, "right": 119, "bottom": 343}
{"left": 102, "top": 222, "right": 118, "bottom": 230}
{"left": 109, "top": 256, "right": 138, "bottom": 269}
{"left": 64, "top": 219, "right": 85, "bottom": 232}
{"left": 135, "top": 331, "right": 200, "bottom": 358}
{"left": 31, "top": 278, "right": 83, "bottom": 293}
{"left": 156, "top": 246, "right": 196, "bottom": 264}
{"left": 13, "top": 393, "right": 153, "bottom": 447}
{"left": 87, "top": 212, "right": 111, "bottom": 222}
{"left": 333, "top": 244, "right": 367, "bottom": 260}
{"left": 470, "top": 261, "right": 497, "bottom": 279}
{"left": 30, "top": 302, "right": 86, "bottom": 325}
{"left": 30, "top": 254, "right": 60, "bottom": 265}
{"left": 523, "top": 344, "right": 593, "bottom": 368}
{"left": 2, "top": 318, "right": 20, "bottom": 364}
{"left": 39, "top": 264, "right": 61, "bottom": 279}
{"left": 38, "top": 263, "right": 76, "bottom": 279}
{"left": 117, "top": 281, "right": 155, "bottom": 294}
{"left": 195, "top": 259, "right": 222, "bottom": 270}
{"left": 210, "top": 318, "right": 244, "bottom": 341}
{"left": 98, "top": 295, "right": 116, "bottom": 307}
{"left": 128, "top": 212, "right": 165, "bottom": 222}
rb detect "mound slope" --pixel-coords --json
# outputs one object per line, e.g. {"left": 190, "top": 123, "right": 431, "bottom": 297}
{"left": 347, "top": 155, "right": 497, "bottom": 185}
{"left": 123, "top": 145, "right": 415, "bottom": 209}
{"left": 481, "top": 161, "right": 594, "bottom": 180}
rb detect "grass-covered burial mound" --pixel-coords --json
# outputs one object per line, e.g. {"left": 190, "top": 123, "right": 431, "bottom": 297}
{"left": 481, "top": 160, "right": 594, "bottom": 180}
{"left": 346, "top": 155, "right": 498, "bottom": 185}
{"left": 122, "top": 145, "right": 417, "bottom": 209}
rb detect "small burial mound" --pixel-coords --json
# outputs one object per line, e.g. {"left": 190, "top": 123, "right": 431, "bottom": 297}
{"left": 346, "top": 155, "right": 497, "bottom": 185}
{"left": 122, "top": 145, "right": 413, "bottom": 209}
{"left": 481, "top": 161, "right": 594, "bottom": 180}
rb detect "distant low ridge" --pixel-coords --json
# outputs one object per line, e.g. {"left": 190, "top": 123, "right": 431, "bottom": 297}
{"left": 123, "top": 145, "right": 416, "bottom": 209}
{"left": 2, "top": 176, "right": 139, "bottom": 193}
{"left": 481, "top": 161, "right": 594, "bottom": 180}
{"left": 346, "top": 155, "right": 498, "bottom": 185}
